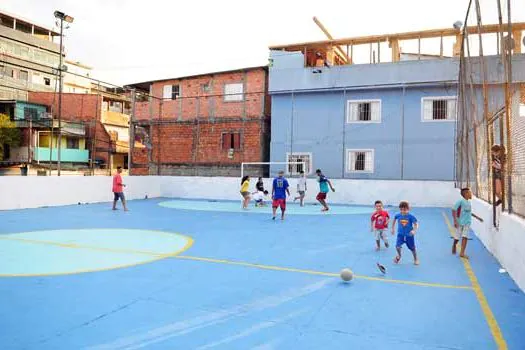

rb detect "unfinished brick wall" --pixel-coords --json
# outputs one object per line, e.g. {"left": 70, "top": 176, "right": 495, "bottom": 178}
{"left": 130, "top": 67, "right": 270, "bottom": 176}
{"left": 134, "top": 68, "right": 268, "bottom": 121}
{"left": 28, "top": 92, "right": 113, "bottom": 166}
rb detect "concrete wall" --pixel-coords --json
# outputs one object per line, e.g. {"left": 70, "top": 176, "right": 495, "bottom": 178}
{"left": 470, "top": 197, "right": 525, "bottom": 292}
{"left": 0, "top": 176, "right": 456, "bottom": 210}
{"left": 269, "top": 51, "right": 525, "bottom": 92}
{"left": 0, "top": 176, "right": 161, "bottom": 210}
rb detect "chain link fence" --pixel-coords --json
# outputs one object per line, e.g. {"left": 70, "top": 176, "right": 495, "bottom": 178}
{"left": 456, "top": 0, "right": 525, "bottom": 220}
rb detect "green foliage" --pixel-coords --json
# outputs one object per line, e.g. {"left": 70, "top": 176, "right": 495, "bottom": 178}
{"left": 0, "top": 113, "right": 21, "bottom": 160}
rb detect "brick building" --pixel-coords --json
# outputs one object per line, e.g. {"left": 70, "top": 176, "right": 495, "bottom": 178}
{"left": 28, "top": 89, "right": 138, "bottom": 174}
{"left": 128, "top": 66, "right": 270, "bottom": 176}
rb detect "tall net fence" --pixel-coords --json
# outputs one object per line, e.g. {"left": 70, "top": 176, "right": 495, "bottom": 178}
{"left": 456, "top": 0, "right": 525, "bottom": 219}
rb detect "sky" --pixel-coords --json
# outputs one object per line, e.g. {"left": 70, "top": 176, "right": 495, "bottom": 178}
{"left": 2, "top": 0, "right": 524, "bottom": 86}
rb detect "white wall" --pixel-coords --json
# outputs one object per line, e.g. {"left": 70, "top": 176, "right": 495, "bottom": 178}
{"left": 162, "top": 177, "right": 458, "bottom": 207}
{"left": 471, "top": 198, "right": 525, "bottom": 292}
{"left": 0, "top": 176, "right": 161, "bottom": 210}
{"left": 0, "top": 176, "right": 456, "bottom": 210}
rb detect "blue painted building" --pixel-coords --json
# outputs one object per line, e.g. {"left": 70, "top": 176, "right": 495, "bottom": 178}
{"left": 268, "top": 47, "right": 525, "bottom": 181}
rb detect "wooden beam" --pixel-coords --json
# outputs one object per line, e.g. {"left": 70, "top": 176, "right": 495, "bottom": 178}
{"left": 512, "top": 29, "right": 522, "bottom": 53}
{"left": 269, "top": 22, "right": 525, "bottom": 50}
{"left": 312, "top": 16, "right": 351, "bottom": 63}
{"left": 418, "top": 37, "right": 421, "bottom": 60}
{"left": 389, "top": 38, "right": 400, "bottom": 62}
{"left": 453, "top": 34, "right": 463, "bottom": 57}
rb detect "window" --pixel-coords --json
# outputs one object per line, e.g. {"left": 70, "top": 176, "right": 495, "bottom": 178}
{"left": 44, "top": 77, "right": 51, "bottom": 86}
{"left": 163, "top": 84, "right": 180, "bottom": 100}
{"left": 3, "top": 144, "right": 10, "bottom": 160}
{"left": 286, "top": 152, "right": 312, "bottom": 175}
{"left": 18, "top": 70, "right": 28, "bottom": 81}
{"left": 347, "top": 100, "right": 381, "bottom": 123}
{"left": 347, "top": 149, "right": 374, "bottom": 173}
{"left": 221, "top": 132, "right": 241, "bottom": 150}
{"left": 224, "top": 83, "right": 243, "bottom": 102}
{"left": 23, "top": 107, "right": 38, "bottom": 120}
{"left": 201, "top": 82, "right": 211, "bottom": 93}
{"left": 66, "top": 138, "right": 79, "bottom": 149}
{"left": 2, "top": 66, "right": 14, "bottom": 78}
{"left": 422, "top": 97, "right": 457, "bottom": 121}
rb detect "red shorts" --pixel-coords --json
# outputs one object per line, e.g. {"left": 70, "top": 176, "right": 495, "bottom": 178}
{"left": 272, "top": 198, "right": 286, "bottom": 210}
{"left": 316, "top": 192, "right": 327, "bottom": 200}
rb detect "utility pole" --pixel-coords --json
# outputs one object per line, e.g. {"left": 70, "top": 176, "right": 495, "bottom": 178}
{"left": 128, "top": 88, "right": 136, "bottom": 175}
{"left": 54, "top": 11, "right": 74, "bottom": 176}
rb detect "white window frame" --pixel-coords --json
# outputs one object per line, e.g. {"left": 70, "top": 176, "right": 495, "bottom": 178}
{"left": 162, "top": 85, "right": 172, "bottom": 99}
{"left": 346, "top": 99, "right": 382, "bottom": 124}
{"left": 224, "top": 82, "right": 244, "bottom": 102}
{"left": 285, "top": 152, "right": 313, "bottom": 175}
{"left": 421, "top": 96, "right": 457, "bottom": 122}
{"left": 346, "top": 149, "right": 375, "bottom": 173}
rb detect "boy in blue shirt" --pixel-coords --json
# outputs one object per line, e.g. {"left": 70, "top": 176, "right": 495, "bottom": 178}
{"left": 452, "top": 187, "right": 472, "bottom": 259}
{"left": 272, "top": 171, "right": 290, "bottom": 220}
{"left": 391, "top": 201, "right": 419, "bottom": 265}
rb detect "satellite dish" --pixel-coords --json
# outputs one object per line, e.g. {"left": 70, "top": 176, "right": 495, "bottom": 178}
{"left": 453, "top": 21, "right": 463, "bottom": 30}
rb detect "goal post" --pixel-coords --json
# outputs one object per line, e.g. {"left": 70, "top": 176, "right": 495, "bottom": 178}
{"left": 240, "top": 162, "right": 306, "bottom": 179}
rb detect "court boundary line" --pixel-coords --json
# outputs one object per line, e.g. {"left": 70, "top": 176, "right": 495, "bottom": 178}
{"left": 442, "top": 212, "right": 508, "bottom": 349}
{"left": 0, "top": 230, "right": 194, "bottom": 278}
{"left": 0, "top": 233, "right": 472, "bottom": 290}
{"left": 175, "top": 255, "right": 473, "bottom": 290}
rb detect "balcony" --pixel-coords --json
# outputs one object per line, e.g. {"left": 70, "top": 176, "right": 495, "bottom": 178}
{"left": 101, "top": 110, "right": 129, "bottom": 127}
{"left": 34, "top": 147, "right": 89, "bottom": 163}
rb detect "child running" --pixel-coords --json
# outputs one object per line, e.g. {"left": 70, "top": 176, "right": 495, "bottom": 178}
{"left": 452, "top": 187, "right": 472, "bottom": 259}
{"left": 240, "top": 175, "right": 251, "bottom": 209}
{"left": 315, "top": 169, "right": 335, "bottom": 212}
{"left": 272, "top": 171, "right": 290, "bottom": 220}
{"left": 391, "top": 201, "right": 419, "bottom": 265}
{"left": 371, "top": 200, "right": 390, "bottom": 250}
{"left": 293, "top": 170, "right": 307, "bottom": 207}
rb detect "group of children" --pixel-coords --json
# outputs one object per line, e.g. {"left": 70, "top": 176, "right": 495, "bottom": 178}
{"left": 239, "top": 169, "right": 335, "bottom": 220}
{"left": 369, "top": 187, "right": 474, "bottom": 265}
{"left": 241, "top": 168, "right": 476, "bottom": 266}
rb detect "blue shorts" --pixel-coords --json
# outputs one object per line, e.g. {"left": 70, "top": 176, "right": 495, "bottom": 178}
{"left": 396, "top": 234, "right": 416, "bottom": 251}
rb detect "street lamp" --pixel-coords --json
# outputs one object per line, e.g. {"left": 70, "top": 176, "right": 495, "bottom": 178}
{"left": 54, "top": 10, "right": 73, "bottom": 176}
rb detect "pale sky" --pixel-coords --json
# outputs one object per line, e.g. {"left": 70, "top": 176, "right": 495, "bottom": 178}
{"left": 2, "top": 0, "right": 524, "bottom": 86}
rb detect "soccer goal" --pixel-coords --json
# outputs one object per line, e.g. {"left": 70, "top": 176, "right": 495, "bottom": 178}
{"left": 240, "top": 162, "right": 307, "bottom": 180}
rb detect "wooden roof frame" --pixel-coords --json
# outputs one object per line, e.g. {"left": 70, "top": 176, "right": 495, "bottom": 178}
{"left": 269, "top": 23, "right": 525, "bottom": 51}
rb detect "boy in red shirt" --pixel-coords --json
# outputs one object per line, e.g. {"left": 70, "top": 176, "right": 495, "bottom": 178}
{"left": 371, "top": 200, "right": 390, "bottom": 251}
{"left": 112, "top": 166, "right": 128, "bottom": 211}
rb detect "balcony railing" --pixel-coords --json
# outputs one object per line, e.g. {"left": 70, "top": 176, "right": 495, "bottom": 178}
{"left": 34, "top": 147, "right": 89, "bottom": 163}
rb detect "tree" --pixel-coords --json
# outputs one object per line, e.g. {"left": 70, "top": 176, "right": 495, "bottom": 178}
{"left": 0, "top": 113, "right": 21, "bottom": 161}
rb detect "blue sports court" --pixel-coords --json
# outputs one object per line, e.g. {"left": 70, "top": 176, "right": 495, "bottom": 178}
{"left": 1, "top": 198, "right": 524, "bottom": 349}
